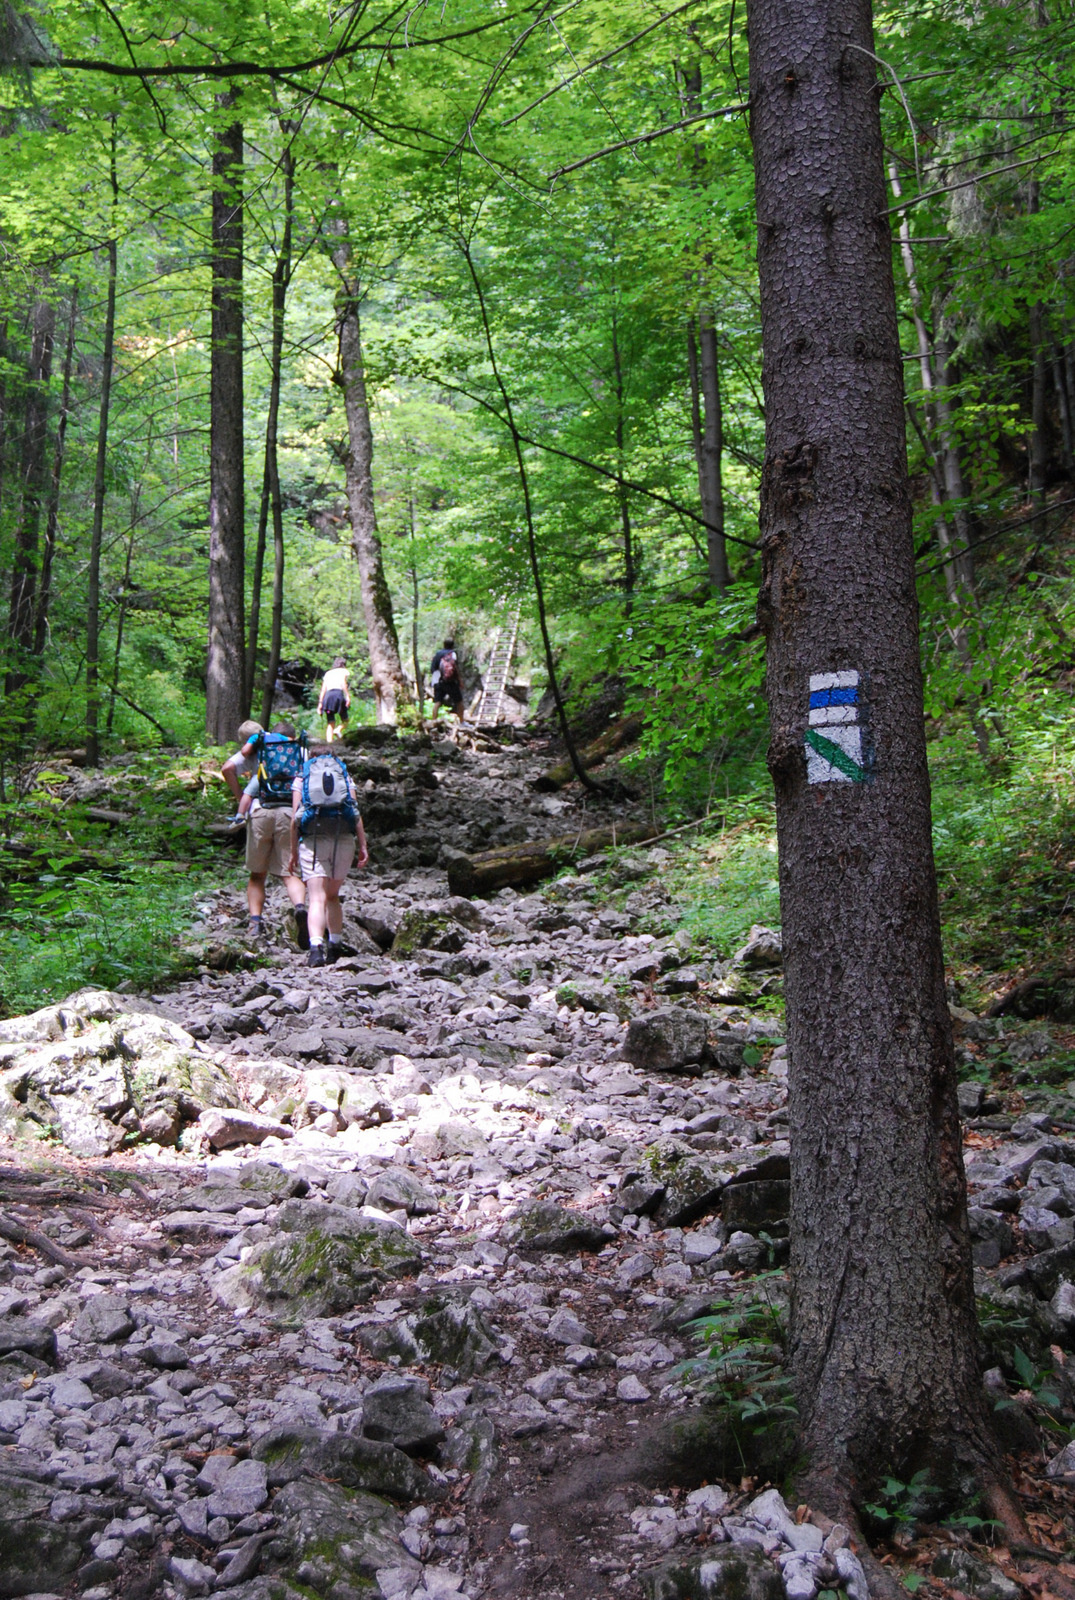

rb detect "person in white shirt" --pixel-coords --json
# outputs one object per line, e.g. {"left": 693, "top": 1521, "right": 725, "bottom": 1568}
{"left": 318, "top": 657, "right": 351, "bottom": 743}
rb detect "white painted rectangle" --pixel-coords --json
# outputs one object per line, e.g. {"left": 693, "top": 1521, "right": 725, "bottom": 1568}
{"left": 809, "top": 670, "right": 860, "bottom": 691}
{"left": 809, "top": 704, "right": 858, "bottom": 727}
{"left": 805, "top": 724, "right": 863, "bottom": 784}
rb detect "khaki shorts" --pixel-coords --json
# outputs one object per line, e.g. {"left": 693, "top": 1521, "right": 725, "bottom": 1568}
{"left": 298, "top": 827, "right": 356, "bottom": 881}
{"left": 246, "top": 806, "right": 294, "bottom": 877}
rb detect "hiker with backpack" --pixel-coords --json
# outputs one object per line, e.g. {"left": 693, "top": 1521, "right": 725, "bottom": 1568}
{"left": 287, "top": 747, "right": 368, "bottom": 966}
{"left": 233, "top": 720, "right": 310, "bottom": 948}
{"left": 221, "top": 720, "right": 264, "bottom": 806}
{"left": 317, "top": 656, "right": 351, "bottom": 744}
{"left": 430, "top": 638, "right": 464, "bottom": 722}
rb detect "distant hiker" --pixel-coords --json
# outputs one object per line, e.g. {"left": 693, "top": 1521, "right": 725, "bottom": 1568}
{"left": 221, "top": 720, "right": 263, "bottom": 806}
{"left": 288, "top": 748, "right": 368, "bottom": 967}
{"left": 318, "top": 657, "right": 351, "bottom": 743}
{"left": 235, "top": 720, "right": 310, "bottom": 948}
{"left": 430, "top": 638, "right": 463, "bottom": 722}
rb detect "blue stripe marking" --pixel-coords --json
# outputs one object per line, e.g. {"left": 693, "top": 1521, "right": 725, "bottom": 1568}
{"left": 809, "top": 687, "right": 859, "bottom": 708}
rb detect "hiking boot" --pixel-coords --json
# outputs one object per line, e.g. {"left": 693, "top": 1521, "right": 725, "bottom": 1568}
{"left": 325, "top": 941, "right": 343, "bottom": 964}
{"left": 307, "top": 943, "right": 326, "bottom": 968}
{"left": 294, "top": 907, "right": 310, "bottom": 951}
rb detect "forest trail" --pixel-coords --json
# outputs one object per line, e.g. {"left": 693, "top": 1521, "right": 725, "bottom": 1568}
{"left": 0, "top": 734, "right": 1071, "bottom": 1600}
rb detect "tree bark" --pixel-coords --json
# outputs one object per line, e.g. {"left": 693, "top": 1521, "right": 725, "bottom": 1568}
{"left": 5, "top": 290, "right": 55, "bottom": 692}
{"left": 33, "top": 284, "right": 78, "bottom": 658}
{"left": 698, "top": 309, "right": 729, "bottom": 589}
{"left": 331, "top": 228, "right": 409, "bottom": 724}
{"left": 248, "top": 133, "right": 294, "bottom": 721}
{"left": 748, "top": 0, "right": 1002, "bottom": 1515}
{"left": 205, "top": 102, "right": 246, "bottom": 744}
{"left": 1029, "top": 300, "right": 1048, "bottom": 503}
{"left": 86, "top": 228, "right": 117, "bottom": 768}
{"left": 610, "top": 306, "right": 636, "bottom": 608}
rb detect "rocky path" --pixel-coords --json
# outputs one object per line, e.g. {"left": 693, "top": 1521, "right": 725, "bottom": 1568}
{"left": 1, "top": 731, "right": 1074, "bottom": 1600}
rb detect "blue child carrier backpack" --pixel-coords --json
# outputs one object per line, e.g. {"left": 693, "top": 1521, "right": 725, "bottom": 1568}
{"left": 255, "top": 730, "right": 308, "bottom": 806}
{"left": 297, "top": 753, "right": 358, "bottom": 837}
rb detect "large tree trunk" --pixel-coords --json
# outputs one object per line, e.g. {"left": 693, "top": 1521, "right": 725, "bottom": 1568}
{"left": 33, "top": 285, "right": 77, "bottom": 658}
{"left": 5, "top": 290, "right": 55, "bottom": 693}
{"left": 331, "top": 231, "right": 409, "bottom": 724}
{"left": 86, "top": 231, "right": 117, "bottom": 768}
{"left": 748, "top": 0, "right": 1003, "bottom": 1518}
{"left": 205, "top": 103, "right": 246, "bottom": 744}
{"left": 249, "top": 136, "right": 294, "bottom": 724}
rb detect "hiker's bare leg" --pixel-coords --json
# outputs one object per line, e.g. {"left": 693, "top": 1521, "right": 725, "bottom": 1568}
{"left": 283, "top": 874, "right": 305, "bottom": 909}
{"left": 306, "top": 879, "right": 329, "bottom": 944}
{"left": 325, "top": 883, "right": 345, "bottom": 939}
{"left": 248, "top": 873, "right": 267, "bottom": 917}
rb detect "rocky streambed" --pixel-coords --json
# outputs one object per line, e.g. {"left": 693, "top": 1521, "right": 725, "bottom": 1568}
{"left": 1, "top": 734, "right": 1074, "bottom": 1600}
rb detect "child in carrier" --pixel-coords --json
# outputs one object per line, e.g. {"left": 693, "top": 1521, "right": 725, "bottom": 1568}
{"left": 287, "top": 749, "right": 368, "bottom": 966}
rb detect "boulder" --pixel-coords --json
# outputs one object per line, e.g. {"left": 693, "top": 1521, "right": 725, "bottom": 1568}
{"left": 439, "top": 1405, "right": 499, "bottom": 1503}
{"left": 251, "top": 1425, "right": 429, "bottom": 1501}
{"left": 199, "top": 1107, "right": 293, "bottom": 1149}
{"left": 731, "top": 925, "right": 783, "bottom": 970}
{"left": 412, "top": 1294, "right": 502, "bottom": 1376}
{"left": 722, "top": 1181, "right": 790, "bottom": 1233}
{"left": 930, "top": 1549, "right": 1020, "bottom": 1600}
{"left": 623, "top": 1008, "right": 709, "bottom": 1074}
{"left": 646, "top": 1143, "right": 727, "bottom": 1228}
{"left": 505, "top": 1200, "right": 612, "bottom": 1252}
{"left": 366, "top": 1166, "right": 439, "bottom": 1217}
{"left": 391, "top": 909, "right": 465, "bottom": 958}
{"left": 639, "top": 1544, "right": 785, "bottom": 1600}
{"left": 214, "top": 1199, "right": 421, "bottom": 1318}
{"left": 0, "top": 1317, "right": 58, "bottom": 1366}
{"left": 362, "top": 1376, "right": 445, "bottom": 1455}
{"left": 0, "top": 988, "right": 237, "bottom": 1157}
{"left": 72, "top": 1294, "right": 134, "bottom": 1344}
{"left": 0, "top": 1466, "right": 83, "bottom": 1597}
{"left": 268, "top": 1476, "right": 420, "bottom": 1592}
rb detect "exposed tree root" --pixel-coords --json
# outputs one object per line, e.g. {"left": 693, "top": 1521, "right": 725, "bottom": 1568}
{"left": 0, "top": 1209, "right": 88, "bottom": 1268}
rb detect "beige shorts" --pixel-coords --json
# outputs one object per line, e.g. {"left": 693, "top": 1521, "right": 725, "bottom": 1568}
{"left": 298, "top": 827, "right": 356, "bottom": 882}
{"left": 245, "top": 806, "right": 294, "bottom": 877}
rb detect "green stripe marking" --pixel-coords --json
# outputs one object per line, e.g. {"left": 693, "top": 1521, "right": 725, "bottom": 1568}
{"left": 805, "top": 727, "right": 867, "bottom": 782}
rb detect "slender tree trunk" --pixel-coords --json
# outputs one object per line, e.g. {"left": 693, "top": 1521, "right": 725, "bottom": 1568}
{"left": 748, "top": 0, "right": 1006, "bottom": 1526}
{"left": 33, "top": 284, "right": 77, "bottom": 658}
{"left": 698, "top": 309, "right": 728, "bottom": 589}
{"left": 610, "top": 307, "right": 636, "bottom": 609}
{"left": 331, "top": 229, "right": 409, "bottom": 724}
{"left": 205, "top": 101, "right": 246, "bottom": 743}
{"left": 1051, "top": 343, "right": 1074, "bottom": 475}
{"left": 408, "top": 494, "right": 425, "bottom": 718}
{"left": 107, "top": 526, "right": 135, "bottom": 736}
{"left": 247, "top": 135, "right": 294, "bottom": 717}
{"left": 86, "top": 138, "right": 119, "bottom": 768}
{"left": 5, "top": 291, "right": 55, "bottom": 691}
{"left": 680, "top": 56, "right": 729, "bottom": 592}
{"left": 1029, "top": 301, "right": 1048, "bottom": 502}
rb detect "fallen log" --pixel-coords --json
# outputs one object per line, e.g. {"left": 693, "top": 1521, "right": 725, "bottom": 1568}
{"left": 446, "top": 819, "right": 659, "bottom": 898}
{"left": 532, "top": 713, "right": 644, "bottom": 792}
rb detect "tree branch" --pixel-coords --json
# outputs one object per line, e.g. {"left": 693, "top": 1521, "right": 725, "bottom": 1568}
{"left": 548, "top": 102, "right": 748, "bottom": 182}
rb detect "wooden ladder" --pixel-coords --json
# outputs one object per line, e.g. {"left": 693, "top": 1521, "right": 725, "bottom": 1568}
{"left": 474, "top": 600, "right": 522, "bottom": 725}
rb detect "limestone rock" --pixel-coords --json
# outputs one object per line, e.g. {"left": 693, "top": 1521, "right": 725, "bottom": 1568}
{"left": 391, "top": 909, "right": 466, "bottom": 958}
{"left": 931, "top": 1549, "right": 1020, "bottom": 1600}
{"left": 199, "top": 1107, "right": 293, "bottom": 1149}
{"left": 362, "top": 1376, "right": 445, "bottom": 1456}
{"left": 0, "top": 988, "right": 236, "bottom": 1157}
{"left": 251, "top": 1425, "right": 429, "bottom": 1501}
{"left": 366, "top": 1166, "right": 439, "bottom": 1217}
{"left": 646, "top": 1143, "right": 727, "bottom": 1228}
{"left": 440, "top": 1405, "right": 499, "bottom": 1503}
{"left": 0, "top": 1467, "right": 83, "bottom": 1597}
{"left": 506, "top": 1199, "right": 611, "bottom": 1253}
{"left": 639, "top": 1544, "right": 785, "bottom": 1600}
{"left": 623, "top": 1008, "right": 709, "bottom": 1074}
{"left": 72, "top": 1295, "right": 133, "bottom": 1344}
{"left": 0, "top": 1317, "right": 58, "bottom": 1365}
{"left": 269, "top": 1475, "right": 420, "bottom": 1592}
{"left": 214, "top": 1199, "right": 421, "bottom": 1317}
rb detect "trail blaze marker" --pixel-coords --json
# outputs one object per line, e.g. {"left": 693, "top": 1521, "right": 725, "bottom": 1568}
{"left": 805, "top": 671, "right": 868, "bottom": 784}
